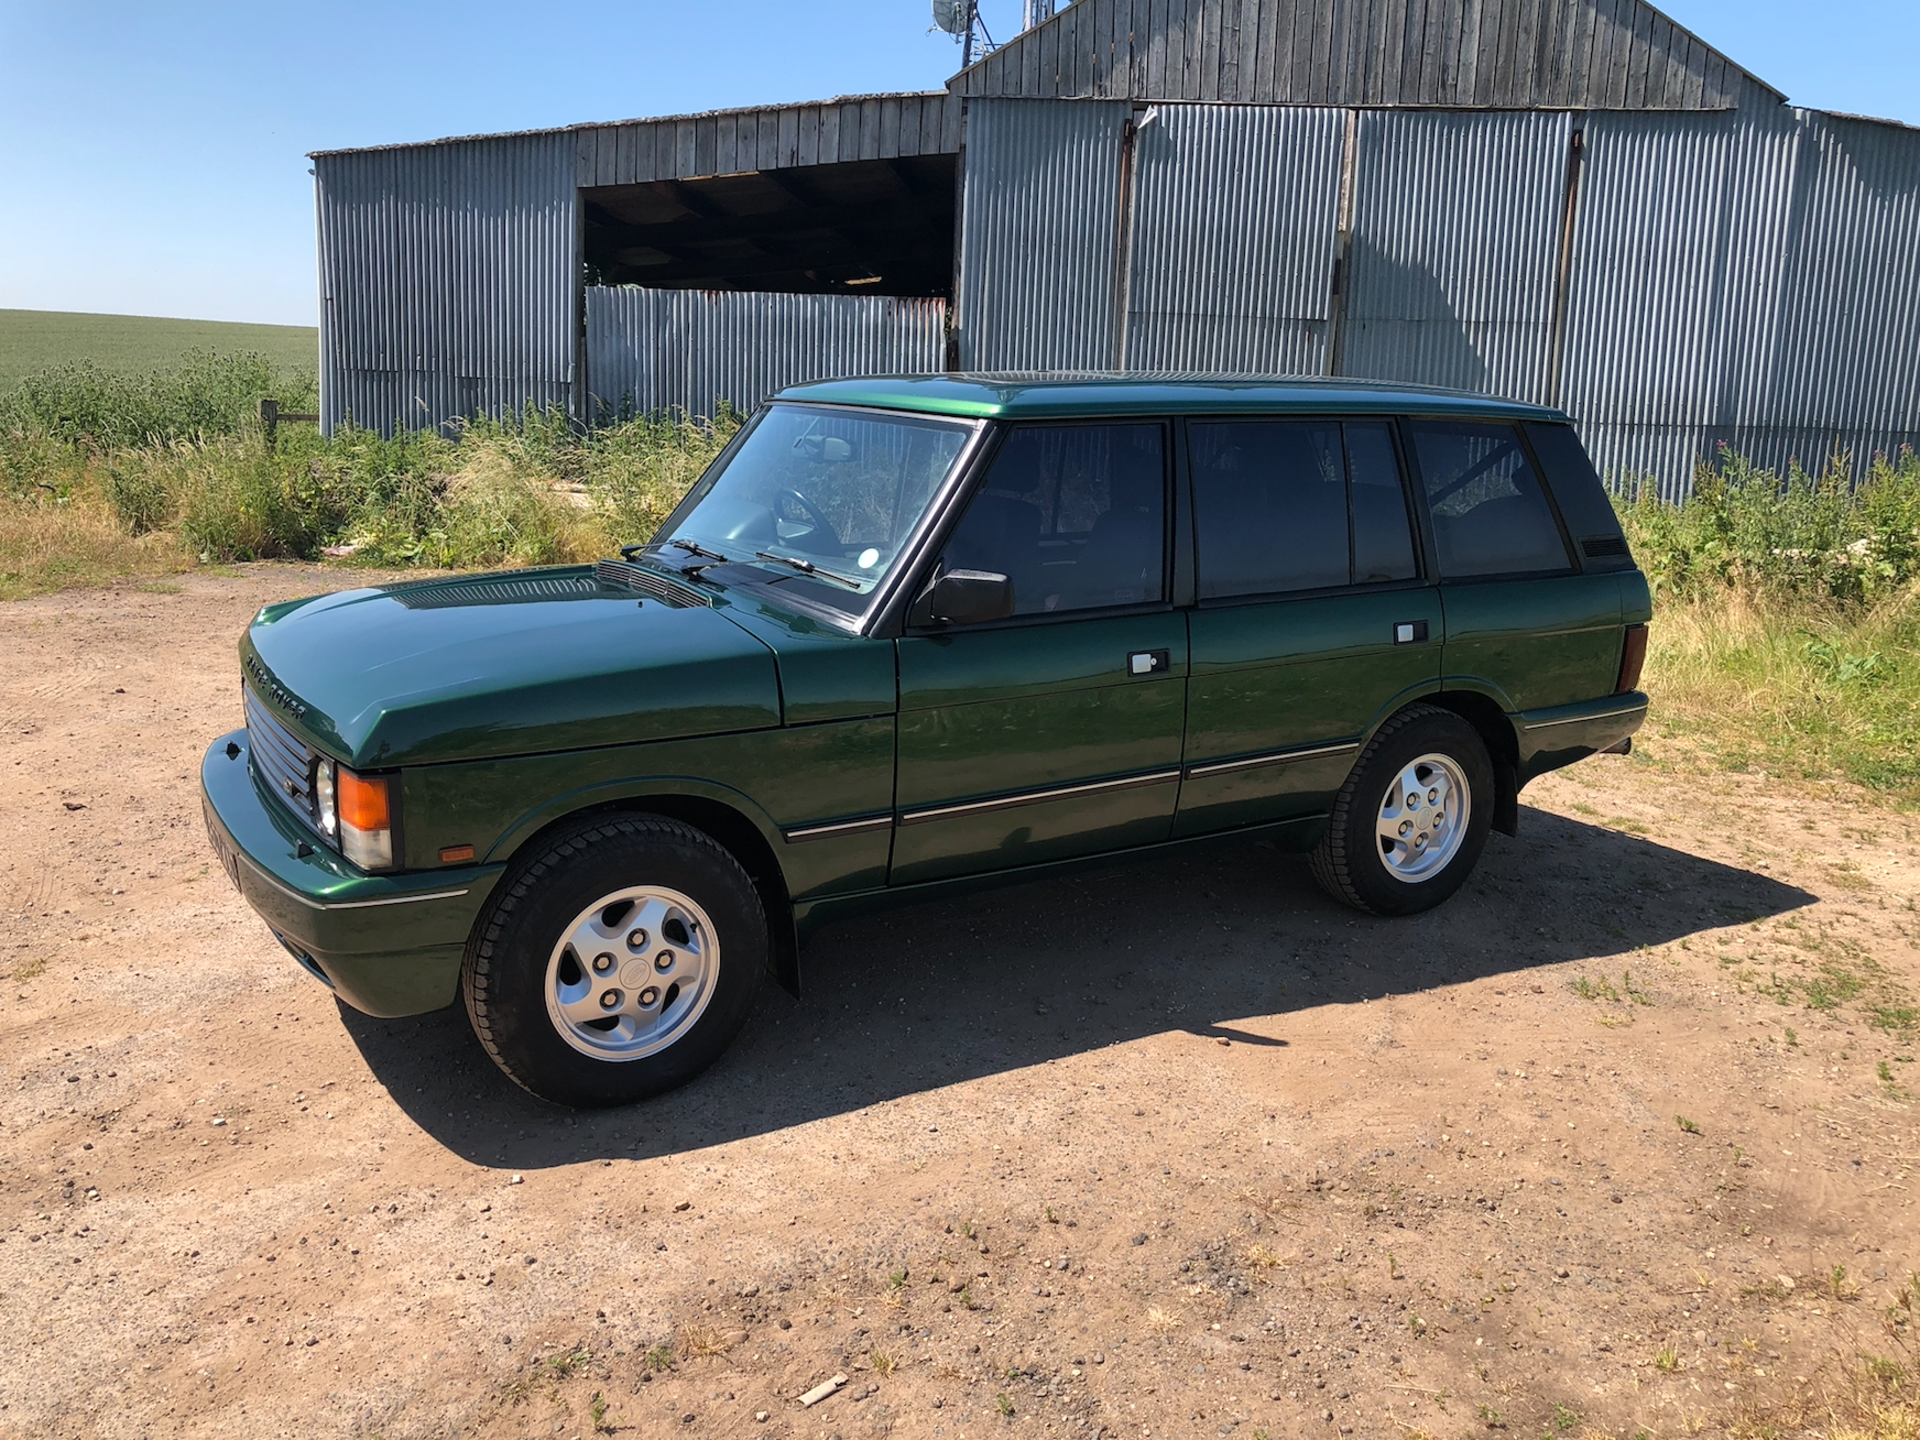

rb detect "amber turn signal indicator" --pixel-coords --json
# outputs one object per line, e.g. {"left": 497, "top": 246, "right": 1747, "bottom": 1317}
{"left": 337, "top": 771, "right": 391, "bottom": 832}
{"left": 1616, "top": 624, "right": 1649, "bottom": 694}
{"left": 438, "top": 844, "right": 475, "bottom": 864}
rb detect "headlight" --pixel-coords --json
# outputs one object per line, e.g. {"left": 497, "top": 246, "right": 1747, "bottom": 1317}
{"left": 337, "top": 769, "right": 396, "bottom": 871}
{"left": 313, "top": 759, "right": 338, "bottom": 836}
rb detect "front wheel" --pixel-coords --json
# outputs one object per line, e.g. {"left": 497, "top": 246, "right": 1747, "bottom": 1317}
{"left": 1309, "top": 705, "right": 1494, "bottom": 916}
{"left": 462, "top": 815, "right": 768, "bottom": 1107}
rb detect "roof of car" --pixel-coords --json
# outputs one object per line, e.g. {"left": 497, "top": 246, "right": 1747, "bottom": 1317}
{"left": 772, "top": 373, "right": 1569, "bottom": 423}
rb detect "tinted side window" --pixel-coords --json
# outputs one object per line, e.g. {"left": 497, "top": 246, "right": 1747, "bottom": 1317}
{"left": 1347, "top": 422, "right": 1418, "bottom": 584}
{"left": 1409, "top": 421, "right": 1571, "bottom": 578}
{"left": 1521, "top": 421, "right": 1633, "bottom": 571}
{"left": 939, "top": 424, "right": 1166, "bottom": 617}
{"left": 1190, "top": 420, "right": 1418, "bottom": 599}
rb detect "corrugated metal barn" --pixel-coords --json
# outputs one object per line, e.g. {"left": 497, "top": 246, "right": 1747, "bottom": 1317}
{"left": 311, "top": 0, "right": 1920, "bottom": 496}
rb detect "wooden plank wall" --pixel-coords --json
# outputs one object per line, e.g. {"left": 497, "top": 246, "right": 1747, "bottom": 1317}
{"left": 573, "top": 92, "right": 962, "bottom": 188}
{"left": 951, "top": 0, "right": 1782, "bottom": 110}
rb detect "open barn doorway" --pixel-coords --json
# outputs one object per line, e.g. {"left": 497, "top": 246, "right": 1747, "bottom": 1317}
{"left": 582, "top": 154, "right": 957, "bottom": 298}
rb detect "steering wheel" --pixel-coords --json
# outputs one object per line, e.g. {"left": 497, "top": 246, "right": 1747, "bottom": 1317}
{"left": 774, "top": 487, "right": 840, "bottom": 551}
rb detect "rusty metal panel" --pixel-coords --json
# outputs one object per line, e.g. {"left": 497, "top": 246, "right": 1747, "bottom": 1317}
{"left": 1341, "top": 109, "right": 1571, "bottom": 403}
{"left": 585, "top": 287, "right": 947, "bottom": 418}
{"left": 315, "top": 130, "right": 576, "bottom": 436}
{"left": 955, "top": 98, "right": 1132, "bottom": 370}
{"left": 1124, "top": 103, "right": 1345, "bottom": 373}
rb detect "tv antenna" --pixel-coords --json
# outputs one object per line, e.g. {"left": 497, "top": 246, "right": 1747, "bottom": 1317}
{"left": 932, "top": 0, "right": 996, "bottom": 67}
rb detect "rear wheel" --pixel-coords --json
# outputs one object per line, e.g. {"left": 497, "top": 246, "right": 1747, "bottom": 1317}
{"left": 1310, "top": 705, "right": 1494, "bottom": 916}
{"left": 463, "top": 815, "right": 767, "bottom": 1107}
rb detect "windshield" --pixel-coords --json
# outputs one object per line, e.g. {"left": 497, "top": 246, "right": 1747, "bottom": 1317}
{"left": 653, "top": 404, "right": 976, "bottom": 608}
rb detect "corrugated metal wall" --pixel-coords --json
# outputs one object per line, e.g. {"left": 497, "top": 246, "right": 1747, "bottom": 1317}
{"left": 952, "top": 0, "right": 1780, "bottom": 112}
{"left": 1123, "top": 104, "right": 1345, "bottom": 372}
{"left": 1773, "top": 113, "right": 1920, "bottom": 440}
{"left": 1342, "top": 109, "right": 1572, "bottom": 402}
{"left": 585, "top": 288, "right": 946, "bottom": 418}
{"left": 315, "top": 84, "right": 1920, "bottom": 496}
{"left": 1564, "top": 108, "right": 1920, "bottom": 496}
{"left": 573, "top": 92, "right": 960, "bottom": 186}
{"left": 956, "top": 98, "right": 1133, "bottom": 370}
{"left": 953, "top": 97, "right": 1920, "bottom": 496}
{"left": 315, "top": 131, "right": 576, "bottom": 435}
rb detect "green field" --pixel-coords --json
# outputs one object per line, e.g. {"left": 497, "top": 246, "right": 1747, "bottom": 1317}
{"left": 0, "top": 308, "right": 316, "bottom": 392}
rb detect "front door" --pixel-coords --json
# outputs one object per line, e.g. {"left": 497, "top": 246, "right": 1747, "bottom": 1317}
{"left": 1176, "top": 417, "right": 1442, "bottom": 836}
{"left": 891, "top": 421, "right": 1188, "bottom": 886}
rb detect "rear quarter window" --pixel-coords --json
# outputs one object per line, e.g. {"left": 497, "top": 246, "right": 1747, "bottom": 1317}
{"left": 1522, "top": 421, "right": 1635, "bottom": 571}
{"left": 1408, "top": 420, "right": 1572, "bottom": 579}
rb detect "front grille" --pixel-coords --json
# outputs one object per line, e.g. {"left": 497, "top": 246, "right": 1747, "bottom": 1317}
{"left": 244, "top": 685, "right": 325, "bottom": 838}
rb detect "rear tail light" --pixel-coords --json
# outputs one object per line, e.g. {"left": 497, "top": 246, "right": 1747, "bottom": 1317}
{"left": 1616, "top": 624, "right": 1649, "bottom": 694}
{"left": 337, "top": 769, "right": 395, "bottom": 871}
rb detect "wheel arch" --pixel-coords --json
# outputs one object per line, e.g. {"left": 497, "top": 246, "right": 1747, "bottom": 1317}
{"left": 1417, "top": 690, "right": 1521, "bottom": 837}
{"left": 485, "top": 786, "right": 800, "bottom": 997}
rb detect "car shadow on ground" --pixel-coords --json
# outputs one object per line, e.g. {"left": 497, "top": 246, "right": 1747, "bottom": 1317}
{"left": 338, "top": 803, "right": 1813, "bottom": 1168}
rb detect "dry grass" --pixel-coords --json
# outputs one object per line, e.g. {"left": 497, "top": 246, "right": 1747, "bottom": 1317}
{"left": 1145, "top": 1306, "right": 1182, "bottom": 1333}
{"left": 0, "top": 494, "right": 188, "bottom": 599}
{"left": 1243, "top": 1243, "right": 1288, "bottom": 1272}
{"left": 1, "top": 401, "right": 733, "bottom": 601}
{"left": 1639, "top": 585, "right": 1920, "bottom": 806}
{"left": 678, "top": 1324, "right": 732, "bottom": 1360}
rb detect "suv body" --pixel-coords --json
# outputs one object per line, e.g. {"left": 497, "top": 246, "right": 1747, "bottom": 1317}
{"left": 202, "top": 376, "right": 1650, "bottom": 1104}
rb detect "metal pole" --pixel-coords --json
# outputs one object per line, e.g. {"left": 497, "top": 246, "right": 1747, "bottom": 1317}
{"left": 962, "top": 0, "right": 975, "bottom": 69}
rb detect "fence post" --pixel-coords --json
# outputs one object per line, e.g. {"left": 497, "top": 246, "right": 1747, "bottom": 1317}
{"left": 258, "top": 398, "right": 279, "bottom": 449}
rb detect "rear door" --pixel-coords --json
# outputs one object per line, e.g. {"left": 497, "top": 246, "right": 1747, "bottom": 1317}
{"left": 1402, "top": 420, "right": 1623, "bottom": 712}
{"left": 891, "top": 422, "right": 1188, "bottom": 886}
{"left": 1176, "top": 417, "right": 1442, "bottom": 837}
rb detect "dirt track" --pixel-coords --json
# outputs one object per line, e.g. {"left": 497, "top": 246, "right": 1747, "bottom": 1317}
{"left": 2, "top": 565, "right": 1917, "bottom": 1440}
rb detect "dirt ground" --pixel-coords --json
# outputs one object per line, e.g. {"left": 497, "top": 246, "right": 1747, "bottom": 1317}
{"left": 2, "top": 565, "right": 1917, "bottom": 1440}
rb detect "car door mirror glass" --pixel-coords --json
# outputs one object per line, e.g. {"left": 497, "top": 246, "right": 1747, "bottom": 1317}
{"left": 930, "top": 569, "right": 1016, "bottom": 625}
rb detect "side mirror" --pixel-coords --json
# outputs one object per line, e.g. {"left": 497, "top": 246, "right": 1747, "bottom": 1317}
{"left": 929, "top": 569, "right": 1015, "bottom": 625}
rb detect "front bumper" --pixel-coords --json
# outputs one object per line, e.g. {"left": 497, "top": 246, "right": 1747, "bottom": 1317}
{"left": 200, "top": 730, "right": 505, "bottom": 1017}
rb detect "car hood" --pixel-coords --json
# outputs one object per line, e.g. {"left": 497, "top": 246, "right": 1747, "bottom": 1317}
{"left": 243, "top": 567, "right": 783, "bottom": 767}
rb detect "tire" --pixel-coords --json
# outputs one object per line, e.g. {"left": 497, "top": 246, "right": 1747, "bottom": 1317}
{"left": 1309, "top": 704, "right": 1494, "bottom": 917}
{"left": 462, "top": 815, "right": 768, "bottom": 1107}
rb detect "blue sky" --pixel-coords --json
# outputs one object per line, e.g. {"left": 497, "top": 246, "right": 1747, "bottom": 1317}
{"left": 0, "top": 0, "right": 1912, "bottom": 327}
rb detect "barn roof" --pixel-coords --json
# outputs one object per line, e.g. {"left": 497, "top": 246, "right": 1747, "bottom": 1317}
{"left": 949, "top": 0, "right": 1784, "bottom": 110}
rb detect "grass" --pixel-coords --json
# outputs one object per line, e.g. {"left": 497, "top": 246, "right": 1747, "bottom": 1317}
{"left": 679, "top": 1324, "right": 731, "bottom": 1359}
{"left": 0, "top": 309, "right": 315, "bottom": 394}
{"left": 1620, "top": 444, "right": 1920, "bottom": 807}
{"left": 0, "top": 354, "right": 735, "bottom": 599}
{"left": 1633, "top": 586, "right": 1920, "bottom": 806}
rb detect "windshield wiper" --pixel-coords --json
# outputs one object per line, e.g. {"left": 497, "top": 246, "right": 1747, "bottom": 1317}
{"left": 666, "top": 539, "right": 731, "bottom": 564}
{"left": 753, "top": 551, "right": 863, "bottom": 589}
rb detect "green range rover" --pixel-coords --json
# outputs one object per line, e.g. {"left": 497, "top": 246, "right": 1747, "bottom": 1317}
{"left": 202, "top": 375, "right": 1650, "bottom": 1107}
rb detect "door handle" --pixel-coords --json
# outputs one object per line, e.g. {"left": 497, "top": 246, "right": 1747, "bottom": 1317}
{"left": 1128, "top": 649, "right": 1171, "bottom": 675}
{"left": 1393, "top": 621, "right": 1430, "bottom": 644}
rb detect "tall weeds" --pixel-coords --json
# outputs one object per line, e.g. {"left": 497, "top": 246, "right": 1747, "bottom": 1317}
{"left": 1617, "top": 443, "right": 1920, "bottom": 603}
{"left": 0, "top": 353, "right": 734, "bottom": 594}
{"left": 1617, "top": 445, "right": 1920, "bottom": 806}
